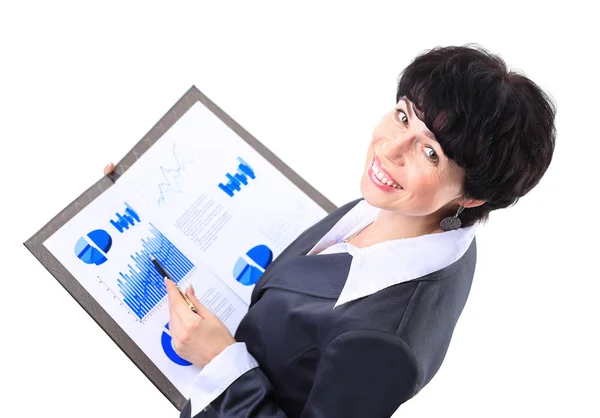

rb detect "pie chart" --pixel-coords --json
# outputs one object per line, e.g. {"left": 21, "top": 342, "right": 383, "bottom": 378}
{"left": 75, "top": 229, "right": 113, "bottom": 265}
{"left": 233, "top": 244, "right": 273, "bottom": 286}
{"left": 161, "top": 322, "right": 192, "bottom": 366}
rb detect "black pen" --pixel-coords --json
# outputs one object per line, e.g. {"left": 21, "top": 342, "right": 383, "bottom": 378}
{"left": 149, "top": 254, "right": 197, "bottom": 313}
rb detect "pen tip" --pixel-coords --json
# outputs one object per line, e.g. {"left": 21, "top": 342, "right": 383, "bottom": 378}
{"left": 149, "top": 254, "right": 155, "bottom": 261}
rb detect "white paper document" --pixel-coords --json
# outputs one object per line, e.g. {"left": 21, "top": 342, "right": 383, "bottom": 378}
{"left": 43, "top": 101, "right": 328, "bottom": 398}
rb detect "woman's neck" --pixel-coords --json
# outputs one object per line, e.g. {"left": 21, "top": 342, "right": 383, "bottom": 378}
{"left": 348, "top": 209, "right": 444, "bottom": 248}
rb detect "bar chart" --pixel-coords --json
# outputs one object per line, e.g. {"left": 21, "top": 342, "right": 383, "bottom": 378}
{"left": 117, "top": 223, "right": 194, "bottom": 320}
{"left": 110, "top": 202, "right": 141, "bottom": 233}
{"left": 218, "top": 156, "right": 256, "bottom": 197}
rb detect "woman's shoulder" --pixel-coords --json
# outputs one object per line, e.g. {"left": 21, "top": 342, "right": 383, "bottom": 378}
{"left": 394, "top": 240, "right": 477, "bottom": 382}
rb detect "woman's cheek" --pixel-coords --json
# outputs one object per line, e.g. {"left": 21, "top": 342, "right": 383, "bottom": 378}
{"left": 406, "top": 175, "right": 437, "bottom": 208}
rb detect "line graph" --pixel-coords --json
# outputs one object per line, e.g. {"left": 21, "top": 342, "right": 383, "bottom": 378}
{"left": 156, "top": 142, "right": 194, "bottom": 206}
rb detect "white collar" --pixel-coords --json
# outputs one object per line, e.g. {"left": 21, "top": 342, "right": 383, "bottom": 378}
{"left": 306, "top": 199, "right": 477, "bottom": 308}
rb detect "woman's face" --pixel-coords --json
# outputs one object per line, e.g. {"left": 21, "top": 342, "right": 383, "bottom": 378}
{"left": 360, "top": 97, "right": 466, "bottom": 219}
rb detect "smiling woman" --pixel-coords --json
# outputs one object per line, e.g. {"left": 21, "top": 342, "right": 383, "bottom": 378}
{"left": 104, "top": 44, "right": 557, "bottom": 418}
{"left": 356, "top": 45, "right": 555, "bottom": 244}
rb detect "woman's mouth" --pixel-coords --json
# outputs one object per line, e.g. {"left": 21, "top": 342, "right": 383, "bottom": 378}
{"left": 368, "top": 155, "right": 403, "bottom": 192}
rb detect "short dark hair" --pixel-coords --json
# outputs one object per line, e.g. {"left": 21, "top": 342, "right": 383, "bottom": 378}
{"left": 396, "top": 44, "right": 556, "bottom": 227}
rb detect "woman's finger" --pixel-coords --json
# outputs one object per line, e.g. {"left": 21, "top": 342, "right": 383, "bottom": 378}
{"left": 103, "top": 162, "right": 115, "bottom": 175}
{"left": 165, "top": 278, "right": 186, "bottom": 321}
{"left": 185, "top": 284, "right": 212, "bottom": 319}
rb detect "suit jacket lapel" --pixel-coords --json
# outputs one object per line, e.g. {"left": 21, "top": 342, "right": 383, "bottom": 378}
{"left": 259, "top": 252, "right": 353, "bottom": 300}
{"left": 251, "top": 198, "right": 363, "bottom": 304}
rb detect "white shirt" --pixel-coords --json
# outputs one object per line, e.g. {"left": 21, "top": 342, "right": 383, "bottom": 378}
{"left": 189, "top": 199, "right": 477, "bottom": 415}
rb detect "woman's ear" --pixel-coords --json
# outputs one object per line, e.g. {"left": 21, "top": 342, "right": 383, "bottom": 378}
{"left": 459, "top": 198, "right": 486, "bottom": 209}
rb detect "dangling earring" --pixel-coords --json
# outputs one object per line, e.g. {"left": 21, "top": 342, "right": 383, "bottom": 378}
{"left": 440, "top": 206, "right": 465, "bottom": 231}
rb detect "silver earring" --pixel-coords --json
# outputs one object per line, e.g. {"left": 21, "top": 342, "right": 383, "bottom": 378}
{"left": 440, "top": 206, "right": 465, "bottom": 231}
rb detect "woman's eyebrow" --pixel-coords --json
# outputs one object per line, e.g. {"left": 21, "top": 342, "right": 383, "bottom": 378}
{"left": 398, "top": 97, "right": 415, "bottom": 118}
{"left": 399, "top": 97, "right": 437, "bottom": 142}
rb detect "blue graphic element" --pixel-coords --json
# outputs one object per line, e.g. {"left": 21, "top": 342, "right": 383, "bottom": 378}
{"left": 156, "top": 143, "right": 193, "bottom": 206}
{"left": 118, "top": 223, "right": 194, "bottom": 320}
{"left": 88, "top": 230, "right": 112, "bottom": 252}
{"left": 218, "top": 157, "right": 256, "bottom": 197}
{"left": 161, "top": 322, "right": 192, "bottom": 366}
{"left": 110, "top": 202, "right": 141, "bottom": 233}
{"left": 233, "top": 244, "right": 273, "bottom": 286}
{"left": 75, "top": 229, "right": 113, "bottom": 265}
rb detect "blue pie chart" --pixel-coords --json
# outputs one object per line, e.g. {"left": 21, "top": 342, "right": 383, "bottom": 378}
{"left": 75, "top": 229, "right": 113, "bottom": 265}
{"left": 233, "top": 244, "right": 273, "bottom": 286}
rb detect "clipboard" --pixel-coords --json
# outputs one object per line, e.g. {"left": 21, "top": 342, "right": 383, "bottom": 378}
{"left": 23, "top": 86, "right": 337, "bottom": 411}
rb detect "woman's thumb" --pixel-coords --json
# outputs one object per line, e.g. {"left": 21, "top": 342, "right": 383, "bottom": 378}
{"left": 104, "top": 162, "right": 115, "bottom": 176}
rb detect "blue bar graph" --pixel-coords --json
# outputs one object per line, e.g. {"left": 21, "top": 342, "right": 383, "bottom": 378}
{"left": 110, "top": 202, "right": 141, "bottom": 233}
{"left": 117, "top": 223, "right": 194, "bottom": 319}
{"left": 218, "top": 157, "right": 256, "bottom": 197}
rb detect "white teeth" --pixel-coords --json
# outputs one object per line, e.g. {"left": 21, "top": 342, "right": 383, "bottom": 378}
{"left": 371, "top": 161, "right": 402, "bottom": 189}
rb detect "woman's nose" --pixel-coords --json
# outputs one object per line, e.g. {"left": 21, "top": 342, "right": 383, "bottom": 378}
{"left": 384, "top": 133, "right": 415, "bottom": 165}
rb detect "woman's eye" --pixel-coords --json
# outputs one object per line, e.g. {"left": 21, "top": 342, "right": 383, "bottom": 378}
{"left": 425, "top": 146, "right": 439, "bottom": 162}
{"left": 395, "top": 108, "right": 408, "bottom": 125}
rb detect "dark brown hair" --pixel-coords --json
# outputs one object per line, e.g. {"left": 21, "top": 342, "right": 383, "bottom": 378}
{"left": 397, "top": 44, "right": 556, "bottom": 227}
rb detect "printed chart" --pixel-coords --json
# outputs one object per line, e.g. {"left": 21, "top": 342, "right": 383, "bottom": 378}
{"left": 116, "top": 223, "right": 194, "bottom": 319}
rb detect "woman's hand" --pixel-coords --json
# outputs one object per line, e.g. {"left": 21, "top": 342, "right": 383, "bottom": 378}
{"left": 165, "top": 279, "right": 236, "bottom": 367}
{"left": 104, "top": 162, "right": 115, "bottom": 175}
{"left": 105, "top": 156, "right": 236, "bottom": 365}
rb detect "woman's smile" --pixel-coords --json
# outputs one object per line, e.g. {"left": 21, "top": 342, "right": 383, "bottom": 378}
{"left": 368, "top": 154, "right": 403, "bottom": 192}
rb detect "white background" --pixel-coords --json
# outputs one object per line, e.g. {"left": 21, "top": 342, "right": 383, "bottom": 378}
{"left": 2, "top": 1, "right": 598, "bottom": 417}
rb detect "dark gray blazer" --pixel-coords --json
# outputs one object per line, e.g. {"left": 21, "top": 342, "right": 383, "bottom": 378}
{"left": 182, "top": 197, "right": 477, "bottom": 418}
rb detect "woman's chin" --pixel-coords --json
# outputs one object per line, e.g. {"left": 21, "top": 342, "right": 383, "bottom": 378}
{"left": 360, "top": 179, "right": 388, "bottom": 205}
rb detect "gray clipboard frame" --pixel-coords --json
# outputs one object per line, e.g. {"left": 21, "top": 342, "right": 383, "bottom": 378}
{"left": 23, "top": 86, "right": 337, "bottom": 411}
